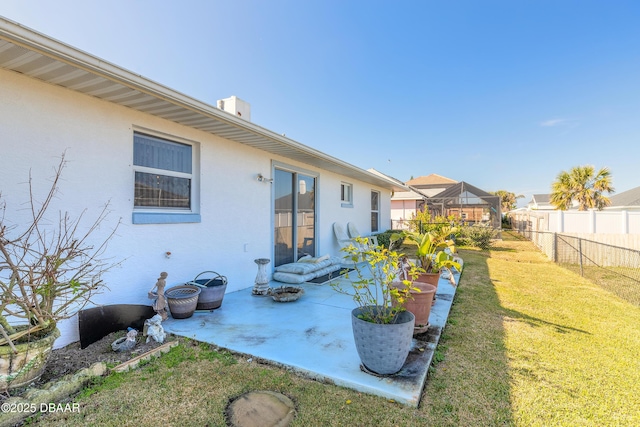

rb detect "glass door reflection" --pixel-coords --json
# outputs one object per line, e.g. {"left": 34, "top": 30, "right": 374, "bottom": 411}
{"left": 273, "top": 169, "right": 316, "bottom": 267}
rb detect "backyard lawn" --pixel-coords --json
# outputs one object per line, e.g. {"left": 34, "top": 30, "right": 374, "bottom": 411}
{"left": 34, "top": 233, "right": 640, "bottom": 426}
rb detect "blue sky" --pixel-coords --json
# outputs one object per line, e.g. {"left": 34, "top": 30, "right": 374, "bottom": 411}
{"left": 3, "top": 1, "right": 639, "bottom": 206}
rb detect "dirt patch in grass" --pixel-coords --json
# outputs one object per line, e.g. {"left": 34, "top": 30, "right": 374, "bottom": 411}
{"left": 10, "top": 331, "right": 173, "bottom": 394}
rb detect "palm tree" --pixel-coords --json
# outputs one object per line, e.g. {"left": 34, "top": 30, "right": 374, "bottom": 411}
{"left": 550, "top": 165, "right": 614, "bottom": 211}
{"left": 491, "top": 190, "right": 524, "bottom": 212}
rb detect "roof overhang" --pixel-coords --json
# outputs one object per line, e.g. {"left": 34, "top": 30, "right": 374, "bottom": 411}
{"left": 0, "top": 16, "right": 406, "bottom": 192}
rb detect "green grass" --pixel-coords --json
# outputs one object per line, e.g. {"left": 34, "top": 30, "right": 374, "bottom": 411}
{"left": 32, "top": 234, "right": 640, "bottom": 426}
{"left": 488, "top": 233, "right": 640, "bottom": 426}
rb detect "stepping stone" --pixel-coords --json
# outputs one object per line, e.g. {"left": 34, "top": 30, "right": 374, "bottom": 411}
{"left": 227, "top": 391, "right": 296, "bottom": 427}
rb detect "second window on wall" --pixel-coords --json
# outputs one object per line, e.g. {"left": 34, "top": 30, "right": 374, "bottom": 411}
{"left": 371, "top": 190, "right": 380, "bottom": 233}
{"left": 341, "top": 182, "right": 353, "bottom": 207}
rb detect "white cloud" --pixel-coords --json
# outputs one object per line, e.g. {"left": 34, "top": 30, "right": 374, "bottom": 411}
{"left": 540, "top": 118, "right": 569, "bottom": 127}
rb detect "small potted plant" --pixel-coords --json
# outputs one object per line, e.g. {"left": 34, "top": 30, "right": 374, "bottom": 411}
{"left": 0, "top": 155, "right": 121, "bottom": 391}
{"left": 395, "top": 257, "right": 436, "bottom": 334}
{"left": 332, "top": 237, "right": 419, "bottom": 375}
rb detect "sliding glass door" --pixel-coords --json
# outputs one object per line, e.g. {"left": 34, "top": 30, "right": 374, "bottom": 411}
{"left": 273, "top": 168, "right": 316, "bottom": 267}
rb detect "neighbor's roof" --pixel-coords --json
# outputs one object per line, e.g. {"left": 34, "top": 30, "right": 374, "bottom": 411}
{"left": 406, "top": 174, "right": 458, "bottom": 186}
{"left": 0, "top": 16, "right": 407, "bottom": 193}
{"left": 531, "top": 194, "right": 551, "bottom": 204}
{"left": 608, "top": 186, "right": 640, "bottom": 207}
{"left": 392, "top": 187, "right": 443, "bottom": 200}
{"left": 431, "top": 181, "right": 494, "bottom": 199}
{"left": 391, "top": 186, "right": 431, "bottom": 201}
{"left": 429, "top": 181, "right": 500, "bottom": 212}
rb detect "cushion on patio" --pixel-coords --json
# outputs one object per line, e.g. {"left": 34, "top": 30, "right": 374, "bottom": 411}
{"left": 272, "top": 271, "right": 317, "bottom": 284}
{"left": 297, "top": 254, "right": 330, "bottom": 263}
{"left": 274, "top": 256, "right": 340, "bottom": 275}
{"left": 273, "top": 256, "right": 342, "bottom": 284}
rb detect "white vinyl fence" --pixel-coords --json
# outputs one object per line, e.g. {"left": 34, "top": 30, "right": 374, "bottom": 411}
{"left": 512, "top": 210, "right": 640, "bottom": 250}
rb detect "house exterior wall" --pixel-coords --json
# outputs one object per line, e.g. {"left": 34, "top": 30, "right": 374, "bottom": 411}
{"left": 1, "top": 68, "right": 391, "bottom": 347}
{"left": 321, "top": 173, "right": 391, "bottom": 249}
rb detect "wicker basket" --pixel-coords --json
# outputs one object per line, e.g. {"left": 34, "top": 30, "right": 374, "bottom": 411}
{"left": 165, "top": 284, "right": 201, "bottom": 319}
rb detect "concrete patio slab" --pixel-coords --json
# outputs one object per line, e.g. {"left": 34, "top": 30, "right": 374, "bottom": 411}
{"left": 163, "top": 267, "right": 461, "bottom": 407}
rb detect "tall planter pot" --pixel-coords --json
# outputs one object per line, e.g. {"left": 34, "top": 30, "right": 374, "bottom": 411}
{"left": 0, "top": 327, "right": 60, "bottom": 390}
{"left": 417, "top": 272, "right": 440, "bottom": 288}
{"left": 417, "top": 271, "right": 440, "bottom": 305}
{"left": 351, "top": 307, "right": 415, "bottom": 375}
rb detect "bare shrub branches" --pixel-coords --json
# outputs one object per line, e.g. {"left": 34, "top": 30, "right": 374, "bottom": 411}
{"left": 0, "top": 153, "right": 122, "bottom": 346}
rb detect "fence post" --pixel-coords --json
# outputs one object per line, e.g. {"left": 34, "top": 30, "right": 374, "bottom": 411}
{"left": 622, "top": 210, "right": 629, "bottom": 234}
{"left": 578, "top": 238, "right": 584, "bottom": 277}
{"left": 553, "top": 232, "right": 558, "bottom": 263}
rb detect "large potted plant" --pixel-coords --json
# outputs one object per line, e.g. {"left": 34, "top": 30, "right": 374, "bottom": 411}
{"left": 0, "top": 156, "right": 120, "bottom": 391}
{"left": 392, "top": 226, "right": 461, "bottom": 286}
{"left": 390, "top": 227, "right": 461, "bottom": 327}
{"left": 332, "top": 238, "right": 419, "bottom": 375}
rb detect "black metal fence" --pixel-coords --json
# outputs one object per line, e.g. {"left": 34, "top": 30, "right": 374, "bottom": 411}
{"left": 513, "top": 229, "right": 640, "bottom": 306}
{"left": 388, "top": 220, "right": 501, "bottom": 250}
{"left": 390, "top": 220, "right": 454, "bottom": 232}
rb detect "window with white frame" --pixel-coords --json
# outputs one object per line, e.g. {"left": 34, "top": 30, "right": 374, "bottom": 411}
{"left": 133, "top": 132, "right": 200, "bottom": 223}
{"left": 371, "top": 190, "right": 380, "bottom": 232}
{"left": 341, "top": 182, "right": 353, "bottom": 207}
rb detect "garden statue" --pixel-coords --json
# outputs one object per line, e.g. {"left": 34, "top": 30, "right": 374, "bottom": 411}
{"left": 149, "top": 272, "right": 169, "bottom": 320}
{"left": 143, "top": 314, "right": 166, "bottom": 343}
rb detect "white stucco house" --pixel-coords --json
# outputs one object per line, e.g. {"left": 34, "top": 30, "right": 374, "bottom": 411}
{"left": 0, "top": 17, "right": 407, "bottom": 347}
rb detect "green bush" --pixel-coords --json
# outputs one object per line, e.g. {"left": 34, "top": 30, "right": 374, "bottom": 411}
{"left": 458, "top": 225, "right": 499, "bottom": 249}
{"left": 409, "top": 209, "right": 461, "bottom": 234}
{"left": 375, "top": 230, "right": 399, "bottom": 249}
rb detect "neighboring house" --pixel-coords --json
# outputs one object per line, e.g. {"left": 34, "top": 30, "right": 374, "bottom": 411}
{"left": 387, "top": 174, "right": 500, "bottom": 229}
{"left": 0, "top": 17, "right": 407, "bottom": 347}
{"left": 528, "top": 194, "right": 555, "bottom": 210}
{"left": 427, "top": 181, "right": 501, "bottom": 227}
{"left": 389, "top": 174, "right": 457, "bottom": 227}
{"left": 406, "top": 174, "right": 458, "bottom": 197}
{"left": 527, "top": 187, "right": 640, "bottom": 212}
{"left": 389, "top": 186, "right": 431, "bottom": 226}
{"left": 606, "top": 186, "right": 640, "bottom": 210}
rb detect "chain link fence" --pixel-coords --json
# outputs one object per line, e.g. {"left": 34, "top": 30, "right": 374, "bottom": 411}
{"left": 513, "top": 229, "right": 640, "bottom": 306}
